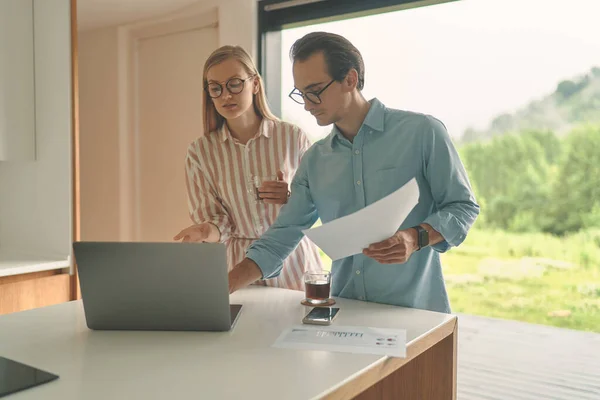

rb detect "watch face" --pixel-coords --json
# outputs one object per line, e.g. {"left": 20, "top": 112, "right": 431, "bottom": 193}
{"left": 421, "top": 229, "right": 429, "bottom": 246}
{"left": 414, "top": 226, "right": 428, "bottom": 248}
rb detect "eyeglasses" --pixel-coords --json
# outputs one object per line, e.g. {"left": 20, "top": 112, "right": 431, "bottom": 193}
{"left": 288, "top": 79, "right": 336, "bottom": 105}
{"left": 205, "top": 76, "right": 255, "bottom": 98}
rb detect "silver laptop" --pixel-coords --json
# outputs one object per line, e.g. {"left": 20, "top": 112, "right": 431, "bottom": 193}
{"left": 72, "top": 242, "right": 242, "bottom": 331}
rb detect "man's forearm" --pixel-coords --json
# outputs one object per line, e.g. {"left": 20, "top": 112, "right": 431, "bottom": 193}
{"left": 405, "top": 223, "right": 444, "bottom": 252}
{"left": 421, "top": 223, "right": 444, "bottom": 246}
{"left": 228, "top": 258, "right": 263, "bottom": 293}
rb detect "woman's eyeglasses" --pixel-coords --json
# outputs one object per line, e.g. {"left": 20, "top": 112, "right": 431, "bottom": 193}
{"left": 205, "top": 76, "right": 255, "bottom": 98}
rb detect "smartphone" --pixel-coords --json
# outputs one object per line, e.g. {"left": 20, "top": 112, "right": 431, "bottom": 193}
{"left": 302, "top": 307, "right": 340, "bottom": 325}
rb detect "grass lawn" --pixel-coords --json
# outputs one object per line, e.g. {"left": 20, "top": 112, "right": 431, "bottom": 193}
{"left": 444, "top": 228, "right": 600, "bottom": 332}
{"left": 442, "top": 252, "right": 600, "bottom": 332}
{"left": 318, "top": 228, "right": 600, "bottom": 332}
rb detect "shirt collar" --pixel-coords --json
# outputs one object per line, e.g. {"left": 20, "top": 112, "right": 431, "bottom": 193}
{"left": 363, "top": 98, "right": 385, "bottom": 132}
{"left": 220, "top": 118, "right": 271, "bottom": 143}
{"left": 328, "top": 98, "right": 386, "bottom": 147}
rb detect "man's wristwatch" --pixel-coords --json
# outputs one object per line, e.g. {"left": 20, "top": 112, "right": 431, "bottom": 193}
{"left": 411, "top": 225, "right": 429, "bottom": 250}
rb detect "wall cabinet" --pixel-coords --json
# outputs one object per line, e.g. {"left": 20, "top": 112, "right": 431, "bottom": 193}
{"left": 0, "top": 0, "right": 36, "bottom": 161}
{"left": 0, "top": 0, "right": 77, "bottom": 314}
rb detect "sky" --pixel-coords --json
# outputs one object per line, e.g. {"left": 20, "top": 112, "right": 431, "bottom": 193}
{"left": 279, "top": 0, "right": 600, "bottom": 141}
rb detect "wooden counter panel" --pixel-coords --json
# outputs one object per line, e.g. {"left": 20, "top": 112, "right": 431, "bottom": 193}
{"left": 353, "top": 331, "right": 455, "bottom": 399}
{"left": 0, "top": 272, "right": 71, "bottom": 314}
{"left": 324, "top": 318, "right": 457, "bottom": 400}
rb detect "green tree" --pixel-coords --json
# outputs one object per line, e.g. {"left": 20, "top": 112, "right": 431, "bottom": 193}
{"left": 556, "top": 80, "right": 580, "bottom": 99}
{"left": 550, "top": 125, "right": 600, "bottom": 234}
{"left": 460, "top": 130, "right": 559, "bottom": 232}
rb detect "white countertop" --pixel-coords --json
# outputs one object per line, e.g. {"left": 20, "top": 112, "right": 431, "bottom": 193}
{"left": 0, "top": 287, "right": 455, "bottom": 400}
{"left": 0, "top": 250, "right": 70, "bottom": 277}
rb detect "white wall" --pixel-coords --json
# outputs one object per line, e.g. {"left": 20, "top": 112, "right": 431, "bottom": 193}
{"left": 78, "top": 0, "right": 257, "bottom": 241}
{"left": 0, "top": 0, "right": 72, "bottom": 256}
{"left": 217, "top": 0, "right": 258, "bottom": 57}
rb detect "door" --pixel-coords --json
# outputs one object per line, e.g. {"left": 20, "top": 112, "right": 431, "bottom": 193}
{"left": 135, "top": 25, "right": 218, "bottom": 242}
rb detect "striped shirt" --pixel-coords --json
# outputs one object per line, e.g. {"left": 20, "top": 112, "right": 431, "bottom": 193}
{"left": 184, "top": 118, "right": 324, "bottom": 290}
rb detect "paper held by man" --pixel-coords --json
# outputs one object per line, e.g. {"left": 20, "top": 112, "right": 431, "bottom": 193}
{"left": 302, "top": 178, "right": 419, "bottom": 261}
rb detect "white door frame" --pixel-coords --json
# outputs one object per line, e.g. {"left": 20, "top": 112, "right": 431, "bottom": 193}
{"left": 116, "top": 7, "right": 218, "bottom": 241}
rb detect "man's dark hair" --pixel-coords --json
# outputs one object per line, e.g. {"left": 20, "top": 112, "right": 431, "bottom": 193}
{"left": 290, "top": 32, "right": 365, "bottom": 90}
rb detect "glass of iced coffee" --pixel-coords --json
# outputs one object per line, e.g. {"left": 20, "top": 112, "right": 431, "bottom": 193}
{"left": 303, "top": 272, "right": 331, "bottom": 305}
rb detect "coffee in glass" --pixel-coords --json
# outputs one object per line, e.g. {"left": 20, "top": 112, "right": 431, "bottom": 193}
{"left": 303, "top": 272, "right": 331, "bottom": 305}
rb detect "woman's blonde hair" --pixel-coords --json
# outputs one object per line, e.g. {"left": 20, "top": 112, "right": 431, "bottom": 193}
{"left": 202, "top": 45, "right": 278, "bottom": 134}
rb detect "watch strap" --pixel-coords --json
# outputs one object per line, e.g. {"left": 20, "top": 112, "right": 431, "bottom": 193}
{"left": 411, "top": 225, "right": 429, "bottom": 250}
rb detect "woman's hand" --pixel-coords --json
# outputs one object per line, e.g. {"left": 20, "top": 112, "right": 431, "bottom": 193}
{"left": 258, "top": 170, "right": 291, "bottom": 205}
{"left": 173, "top": 222, "right": 218, "bottom": 243}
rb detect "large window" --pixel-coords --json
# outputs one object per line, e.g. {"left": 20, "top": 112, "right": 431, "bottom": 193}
{"left": 260, "top": 0, "right": 600, "bottom": 332}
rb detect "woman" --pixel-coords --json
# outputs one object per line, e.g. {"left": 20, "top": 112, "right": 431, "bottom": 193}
{"left": 173, "top": 45, "right": 323, "bottom": 290}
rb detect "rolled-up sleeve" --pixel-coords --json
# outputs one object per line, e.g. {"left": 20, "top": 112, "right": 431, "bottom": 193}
{"left": 246, "top": 153, "right": 318, "bottom": 279}
{"left": 421, "top": 116, "right": 480, "bottom": 252}
{"left": 184, "top": 149, "right": 232, "bottom": 243}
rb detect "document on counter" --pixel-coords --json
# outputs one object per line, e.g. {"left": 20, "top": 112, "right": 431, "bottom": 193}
{"left": 302, "top": 178, "right": 419, "bottom": 261}
{"left": 273, "top": 325, "right": 406, "bottom": 358}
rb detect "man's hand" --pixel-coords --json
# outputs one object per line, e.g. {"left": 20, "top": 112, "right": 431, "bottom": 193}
{"left": 173, "top": 222, "right": 219, "bottom": 243}
{"left": 362, "top": 228, "right": 419, "bottom": 264}
{"left": 258, "top": 170, "right": 290, "bottom": 205}
{"left": 228, "top": 258, "right": 263, "bottom": 293}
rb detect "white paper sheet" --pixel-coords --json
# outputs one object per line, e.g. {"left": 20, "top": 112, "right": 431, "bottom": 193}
{"left": 272, "top": 325, "right": 406, "bottom": 357}
{"left": 302, "top": 177, "right": 419, "bottom": 261}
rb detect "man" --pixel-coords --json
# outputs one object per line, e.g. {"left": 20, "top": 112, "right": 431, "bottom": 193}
{"left": 228, "top": 32, "right": 479, "bottom": 313}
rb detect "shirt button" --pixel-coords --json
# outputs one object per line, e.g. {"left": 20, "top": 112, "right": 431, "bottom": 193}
{"left": 356, "top": 270, "right": 360, "bottom": 275}
{"left": 354, "top": 150, "right": 360, "bottom": 155}
{"left": 356, "top": 180, "right": 361, "bottom": 185}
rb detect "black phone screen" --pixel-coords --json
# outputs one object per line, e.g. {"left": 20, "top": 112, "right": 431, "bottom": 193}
{"left": 306, "top": 307, "right": 340, "bottom": 322}
{"left": 0, "top": 357, "right": 59, "bottom": 398}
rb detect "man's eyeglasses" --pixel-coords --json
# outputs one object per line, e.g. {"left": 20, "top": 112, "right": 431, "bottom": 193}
{"left": 205, "top": 76, "right": 255, "bottom": 99}
{"left": 288, "top": 79, "right": 336, "bottom": 105}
